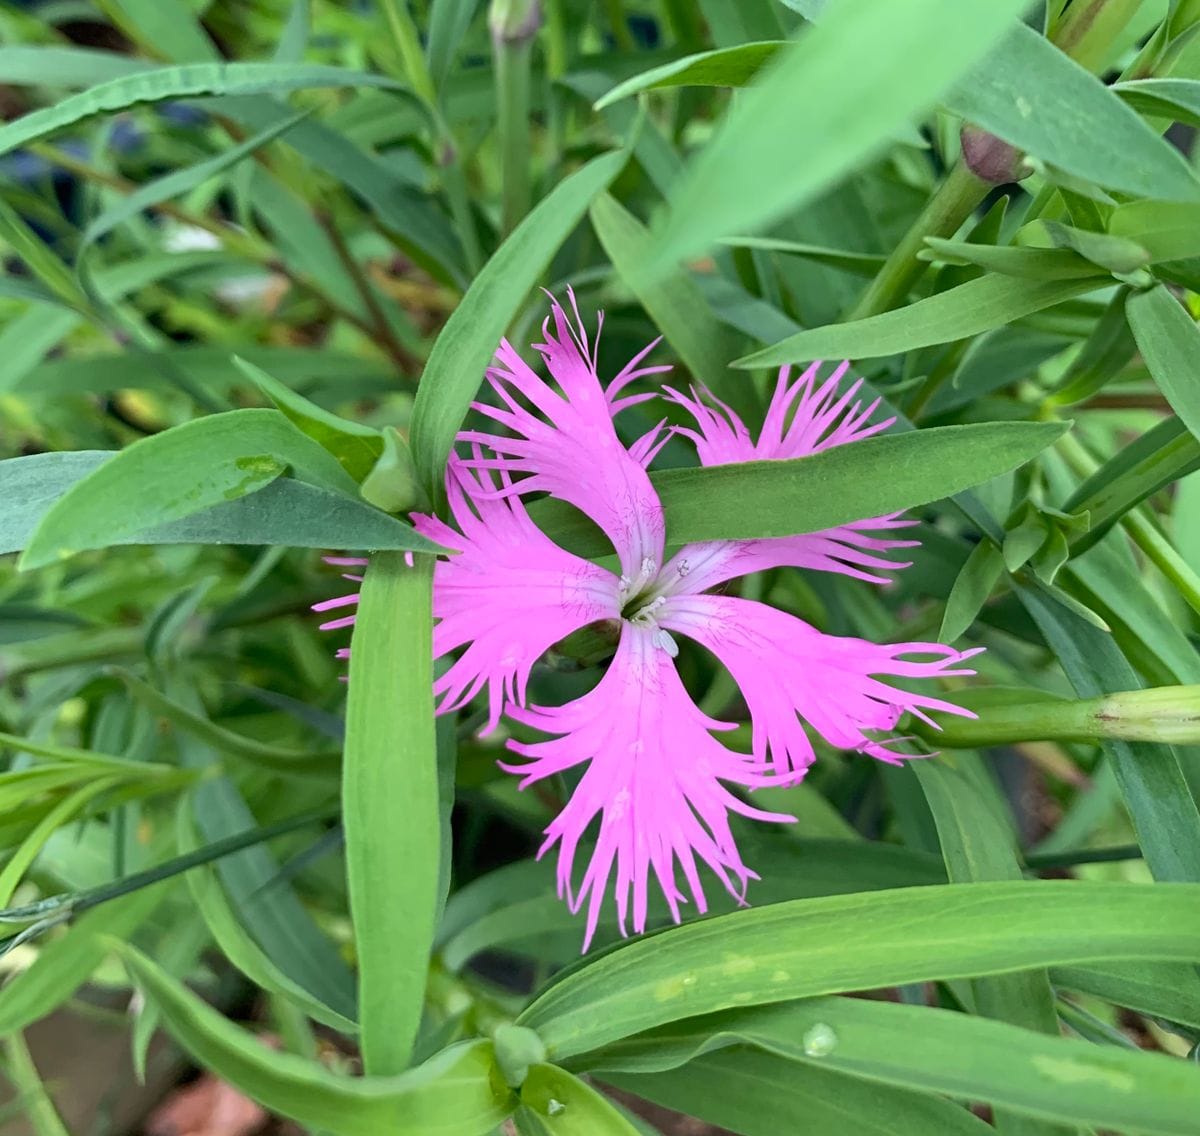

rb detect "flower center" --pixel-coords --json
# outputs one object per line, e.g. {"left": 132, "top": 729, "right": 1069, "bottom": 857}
{"left": 618, "top": 559, "right": 679, "bottom": 657}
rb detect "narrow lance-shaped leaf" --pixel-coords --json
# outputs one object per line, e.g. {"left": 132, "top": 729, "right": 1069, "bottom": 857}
{"left": 0, "top": 451, "right": 440, "bottom": 558}
{"left": 1126, "top": 285, "right": 1200, "bottom": 446}
{"left": 344, "top": 552, "right": 439, "bottom": 1074}
{"left": 409, "top": 149, "right": 627, "bottom": 502}
{"left": 636, "top": 0, "right": 1032, "bottom": 280}
{"left": 585, "top": 997, "right": 1200, "bottom": 1136}
{"left": 531, "top": 421, "right": 1068, "bottom": 555}
{"left": 19, "top": 411, "right": 359, "bottom": 570}
{"left": 735, "top": 273, "right": 1106, "bottom": 368}
{"left": 117, "top": 944, "right": 515, "bottom": 1136}
{"left": 0, "top": 62, "right": 405, "bottom": 158}
{"left": 948, "top": 24, "right": 1200, "bottom": 202}
{"left": 518, "top": 880, "right": 1200, "bottom": 1057}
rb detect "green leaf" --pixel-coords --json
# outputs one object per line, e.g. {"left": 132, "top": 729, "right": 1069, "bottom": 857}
{"left": 608, "top": 1047, "right": 990, "bottom": 1136}
{"left": 922, "top": 239, "right": 1100, "bottom": 280}
{"left": 518, "top": 1065, "right": 643, "bottom": 1135}
{"left": 0, "top": 63, "right": 404, "bottom": 159}
{"left": 914, "top": 760, "right": 1065, "bottom": 1136}
{"left": 19, "top": 411, "right": 359, "bottom": 569}
{"left": 441, "top": 836, "right": 945, "bottom": 971}
{"left": 409, "top": 149, "right": 627, "bottom": 501}
{"left": 1064, "top": 418, "right": 1200, "bottom": 555}
{"left": 1114, "top": 78, "right": 1200, "bottom": 128}
{"left": 1127, "top": 285, "right": 1200, "bottom": 445}
{"left": 234, "top": 358, "right": 383, "bottom": 484}
{"left": 427, "top": 0, "right": 483, "bottom": 92}
{"left": 638, "top": 0, "right": 1032, "bottom": 279}
{"left": 518, "top": 880, "right": 1200, "bottom": 1057}
{"left": 1108, "top": 202, "right": 1200, "bottom": 264}
{"left": 948, "top": 25, "right": 1200, "bottom": 202}
{"left": 98, "top": 0, "right": 220, "bottom": 62}
{"left": 344, "top": 552, "right": 439, "bottom": 1074}
{"left": 0, "top": 451, "right": 440, "bottom": 558}
{"left": 590, "top": 193, "right": 737, "bottom": 392}
{"left": 1025, "top": 220, "right": 1150, "bottom": 275}
{"left": 735, "top": 274, "right": 1106, "bottom": 368}
{"left": 940, "top": 541, "right": 1004, "bottom": 642}
{"left": 1054, "top": 962, "right": 1200, "bottom": 1032}
{"left": 532, "top": 422, "right": 1067, "bottom": 554}
{"left": 594, "top": 41, "right": 779, "bottom": 108}
{"left": 721, "top": 235, "right": 887, "bottom": 276}
{"left": 117, "top": 943, "right": 515, "bottom": 1136}
{"left": 0, "top": 885, "right": 167, "bottom": 1036}
{"left": 0, "top": 45, "right": 151, "bottom": 87}
{"left": 588, "top": 997, "right": 1200, "bottom": 1135}
{"left": 176, "top": 807, "right": 356, "bottom": 1033}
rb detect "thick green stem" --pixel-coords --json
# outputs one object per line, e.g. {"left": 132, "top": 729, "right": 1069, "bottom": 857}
{"left": 845, "top": 162, "right": 987, "bottom": 321}
{"left": 914, "top": 685, "right": 1200, "bottom": 747}
{"left": 493, "top": 26, "right": 536, "bottom": 236}
{"left": 3, "top": 1034, "right": 68, "bottom": 1136}
{"left": 1051, "top": 0, "right": 1146, "bottom": 73}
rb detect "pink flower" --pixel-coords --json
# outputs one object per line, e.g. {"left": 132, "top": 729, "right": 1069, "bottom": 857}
{"left": 317, "top": 293, "right": 981, "bottom": 948}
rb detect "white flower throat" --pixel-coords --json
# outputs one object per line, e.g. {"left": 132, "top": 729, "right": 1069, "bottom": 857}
{"left": 618, "top": 557, "right": 680, "bottom": 657}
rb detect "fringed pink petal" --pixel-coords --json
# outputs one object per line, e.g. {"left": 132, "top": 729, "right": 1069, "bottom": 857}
{"left": 407, "top": 458, "right": 621, "bottom": 733}
{"left": 662, "top": 594, "right": 982, "bottom": 776}
{"left": 464, "top": 290, "right": 666, "bottom": 578}
{"left": 500, "top": 626, "right": 794, "bottom": 949}
{"left": 662, "top": 362, "right": 914, "bottom": 588}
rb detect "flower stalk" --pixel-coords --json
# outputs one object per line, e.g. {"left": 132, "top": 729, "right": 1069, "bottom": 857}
{"left": 491, "top": 0, "right": 541, "bottom": 236}
{"left": 911, "top": 685, "right": 1200, "bottom": 747}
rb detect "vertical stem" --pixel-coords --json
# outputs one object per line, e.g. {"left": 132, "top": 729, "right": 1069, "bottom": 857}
{"left": 1051, "top": 0, "right": 1145, "bottom": 73}
{"left": 602, "top": 0, "right": 636, "bottom": 50}
{"left": 845, "top": 161, "right": 988, "bottom": 321}
{"left": 495, "top": 37, "right": 535, "bottom": 235}
{"left": 3, "top": 1034, "right": 69, "bottom": 1136}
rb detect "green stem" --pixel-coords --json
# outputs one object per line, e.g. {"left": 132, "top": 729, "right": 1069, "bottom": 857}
{"left": 1051, "top": 0, "right": 1145, "bottom": 73}
{"left": 913, "top": 685, "right": 1200, "bottom": 747}
{"left": 494, "top": 31, "right": 535, "bottom": 236}
{"left": 845, "top": 162, "right": 987, "bottom": 321}
{"left": 602, "top": 0, "right": 636, "bottom": 50}
{"left": 2, "top": 1034, "right": 69, "bottom": 1136}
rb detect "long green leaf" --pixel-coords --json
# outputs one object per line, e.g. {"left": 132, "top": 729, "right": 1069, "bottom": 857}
{"left": 531, "top": 421, "right": 1067, "bottom": 554}
{"left": 594, "top": 42, "right": 779, "bottom": 108}
{"left": 608, "top": 1047, "right": 990, "bottom": 1136}
{"left": 518, "top": 1065, "right": 642, "bottom": 1135}
{"left": 638, "top": 0, "right": 1030, "bottom": 279}
{"left": 950, "top": 25, "right": 1200, "bottom": 201}
{"left": 586, "top": 997, "right": 1200, "bottom": 1135}
{"left": 0, "top": 451, "right": 438, "bottom": 557}
{"left": 1127, "top": 285, "right": 1200, "bottom": 445}
{"left": 344, "top": 552, "right": 439, "bottom": 1074}
{"left": 735, "top": 274, "right": 1106, "bottom": 368}
{"left": 19, "top": 411, "right": 358, "bottom": 569}
{"left": 176, "top": 808, "right": 356, "bottom": 1033}
{"left": 0, "top": 63, "right": 402, "bottom": 158}
{"left": 409, "top": 149, "right": 627, "bottom": 501}
{"left": 118, "top": 944, "right": 514, "bottom": 1136}
{"left": 914, "top": 760, "right": 1066, "bottom": 1136}
{"left": 518, "top": 880, "right": 1200, "bottom": 1057}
